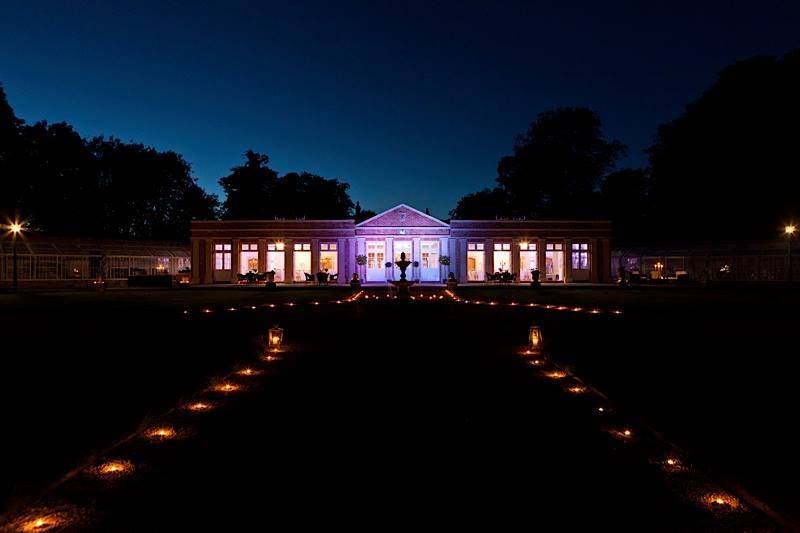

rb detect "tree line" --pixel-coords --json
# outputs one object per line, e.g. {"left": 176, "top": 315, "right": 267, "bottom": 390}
{"left": 0, "top": 89, "right": 372, "bottom": 241}
{"left": 452, "top": 50, "right": 800, "bottom": 245}
{"left": 3, "top": 49, "right": 799, "bottom": 244}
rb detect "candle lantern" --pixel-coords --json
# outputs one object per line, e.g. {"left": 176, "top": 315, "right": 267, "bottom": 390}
{"left": 268, "top": 325, "right": 284, "bottom": 351}
{"left": 528, "top": 325, "right": 543, "bottom": 355}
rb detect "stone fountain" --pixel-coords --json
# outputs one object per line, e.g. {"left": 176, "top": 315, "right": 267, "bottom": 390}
{"left": 391, "top": 251, "right": 416, "bottom": 300}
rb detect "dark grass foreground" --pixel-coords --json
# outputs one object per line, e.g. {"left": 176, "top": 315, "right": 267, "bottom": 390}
{"left": 0, "top": 287, "right": 792, "bottom": 530}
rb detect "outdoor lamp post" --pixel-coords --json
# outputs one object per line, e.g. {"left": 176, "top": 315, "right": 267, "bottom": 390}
{"left": 268, "top": 325, "right": 284, "bottom": 352}
{"left": 786, "top": 224, "right": 797, "bottom": 282}
{"left": 528, "top": 324, "right": 543, "bottom": 355}
{"left": 9, "top": 222, "right": 23, "bottom": 293}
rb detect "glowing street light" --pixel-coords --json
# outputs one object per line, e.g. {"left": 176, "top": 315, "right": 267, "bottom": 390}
{"left": 785, "top": 224, "right": 797, "bottom": 282}
{"left": 7, "top": 221, "right": 24, "bottom": 293}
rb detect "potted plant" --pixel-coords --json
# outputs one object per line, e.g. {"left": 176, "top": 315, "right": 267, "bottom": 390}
{"left": 356, "top": 254, "right": 367, "bottom": 266}
{"left": 439, "top": 255, "right": 451, "bottom": 266}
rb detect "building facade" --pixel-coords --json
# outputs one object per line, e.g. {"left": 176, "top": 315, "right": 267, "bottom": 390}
{"left": 190, "top": 204, "right": 613, "bottom": 284}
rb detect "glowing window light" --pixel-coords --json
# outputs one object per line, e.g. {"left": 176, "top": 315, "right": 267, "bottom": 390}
{"left": 528, "top": 325, "right": 543, "bottom": 355}
{"left": 268, "top": 325, "right": 284, "bottom": 351}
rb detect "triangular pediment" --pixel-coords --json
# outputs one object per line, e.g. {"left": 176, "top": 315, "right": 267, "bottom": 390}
{"left": 356, "top": 204, "right": 449, "bottom": 228}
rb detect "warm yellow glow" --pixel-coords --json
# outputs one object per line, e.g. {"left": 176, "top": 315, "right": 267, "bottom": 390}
{"left": 702, "top": 491, "right": 741, "bottom": 511}
{"left": 237, "top": 367, "right": 261, "bottom": 377}
{"left": 544, "top": 370, "right": 567, "bottom": 379}
{"left": 528, "top": 359, "right": 544, "bottom": 366}
{"left": 186, "top": 401, "right": 213, "bottom": 411}
{"left": 145, "top": 426, "right": 177, "bottom": 440}
{"left": 10, "top": 222, "right": 23, "bottom": 234}
{"left": 597, "top": 407, "right": 605, "bottom": 413}
{"left": 567, "top": 385, "right": 586, "bottom": 394}
{"left": 213, "top": 382, "right": 240, "bottom": 393}
{"left": 528, "top": 325, "right": 543, "bottom": 354}
{"left": 91, "top": 459, "right": 134, "bottom": 478}
{"left": 786, "top": 224, "right": 797, "bottom": 235}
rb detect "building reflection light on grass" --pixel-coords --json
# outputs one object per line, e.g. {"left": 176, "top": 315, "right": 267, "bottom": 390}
{"left": 543, "top": 370, "right": 567, "bottom": 379}
{"left": 236, "top": 367, "right": 261, "bottom": 377}
{"left": 567, "top": 385, "right": 586, "bottom": 394}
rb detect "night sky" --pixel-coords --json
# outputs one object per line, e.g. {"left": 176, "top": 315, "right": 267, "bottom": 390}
{"left": 2, "top": 1, "right": 799, "bottom": 218}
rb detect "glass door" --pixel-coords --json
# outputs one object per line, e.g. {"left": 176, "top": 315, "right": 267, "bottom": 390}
{"left": 393, "top": 241, "right": 412, "bottom": 280}
{"left": 366, "top": 241, "right": 385, "bottom": 282}
{"left": 420, "top": 240, "right": 440, "bottom": 282}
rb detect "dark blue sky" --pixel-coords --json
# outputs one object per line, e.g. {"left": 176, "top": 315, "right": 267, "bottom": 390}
{"left": 2, "top": 1, "right": 799, "bottom": 218}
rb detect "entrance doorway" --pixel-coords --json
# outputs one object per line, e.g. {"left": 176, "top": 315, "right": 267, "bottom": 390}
{"left": 393, "top": 241, "right": 412, "bottom": 280}
{"left": 366, "top": 241, "right": 385, "bottom": 282}
{"left": 420, "top": 240, "right": 440, "bottom": 282}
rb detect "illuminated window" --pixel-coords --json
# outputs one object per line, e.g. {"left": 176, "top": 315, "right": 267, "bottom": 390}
{"left": 493, "top": 242, "right": 511, "bottom": 272}
{"left": 519, "top": 242, "right": 538, "bottom": 281}
{"left": 467, "top": 242, "right": 485, "bottom": 281}
{"left": 571, "top": 243, "right": 590, "bottom": 270}
{"left": 545, "top": 242, "right": 564, "bottom": 281}
{"left": 214, "top": 243, "right": 232, "bottom": 270}
{"left": 239, "top": 243, "right": 259, "bottom": 274}
{"left": 320, "top": 243, "right": 338, "bottom": 273}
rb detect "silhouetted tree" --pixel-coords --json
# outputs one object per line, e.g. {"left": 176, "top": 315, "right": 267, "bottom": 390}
{"left": 450, "top": 188, "right": 510, "bottom": 219}
{"left": 497, "top": 107, "right": 625, "bottom": 219}
{"left": 451, "top": 107, "right": 625, "bottom": 221}
{"left": 600, "top": 168, "right": 649, "bottom": 244}
{"left": 353, "top": 201, "right": 376, "bottom": 223}
{"left": 648, "top": 51, "right": 800, "bottom": 243}
{"left": 219, "top": 151, "right": 355, "bottom": 220}
{"left": 88, "top": 137, "right": 218, "bottom": 240}
{"left": 0, "top": 85, "right": 218, "bottom": 240}
{"left": 0, "top": 84, "right": 25, "bottom": 219}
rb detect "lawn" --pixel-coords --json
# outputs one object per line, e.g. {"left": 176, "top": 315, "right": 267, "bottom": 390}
{"left": 0, "top": 285, "right": 794, "bottom": 530}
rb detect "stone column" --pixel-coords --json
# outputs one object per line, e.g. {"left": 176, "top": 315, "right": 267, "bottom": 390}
{"left": 356, "top": 237, "right": 366, "bottom": 280}
{"left": 386, "top": 237, "right": 394, "bottom": 281}
{"left": 258, "top": 239, "right": 267, "bottom": 273}
{"left": 485, "top": 238, "right": 494, "bottom": 277}
{"left": 191, "top": 238, "right": 201, "bottom": 284}
{"left": 511, "top": 239, "right": 521, "bottom": 283}
{"left": 412, "top": 237, "right": 421, "bottom": 281}
{"left": 337, "top": 238, "right": 346, "bottom": 284}
{"left": 284, "top": 239, "right": 294, "bottom": 284}
{"left": 457, "top": 238, "right": 467, "bottom": 283}
{"left": 564, "top": 239, "right": 572, "bottom": 283}
{"left": 311, "top": 238, "right": 320, "bottom": 276}
{"left": 203, "top": 239, "right": 214, "bottom": 284}
{"left": 440, "top": 237, "right": 449, "bottom": 283}
{"left": 231, "top": 239, "right": 240, "bottom": 278}
{"left": 537, "top": 238, "right": 546, "bottom": 282}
